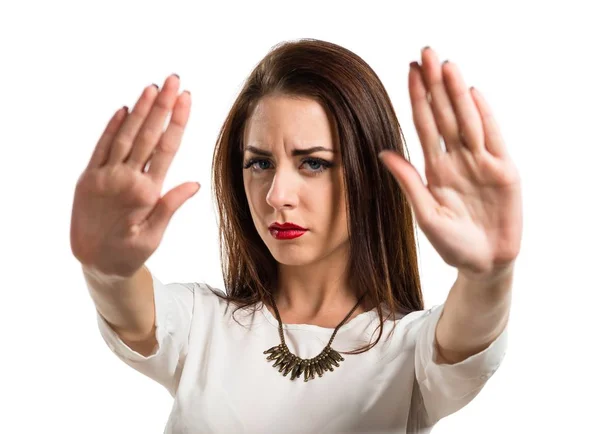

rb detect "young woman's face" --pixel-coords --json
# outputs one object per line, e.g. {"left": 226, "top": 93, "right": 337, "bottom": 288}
{"left": 242, "top": 95, "right": 349, "bottom": 267}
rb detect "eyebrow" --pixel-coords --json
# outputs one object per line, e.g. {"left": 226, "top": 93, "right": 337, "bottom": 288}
{"left": 243, "top": 145, "right": 335, "bottom": 157}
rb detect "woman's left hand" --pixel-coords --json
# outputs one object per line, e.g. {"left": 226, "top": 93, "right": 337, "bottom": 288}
{"left": 379, "top": 47, "right": 523, "bottom": 281}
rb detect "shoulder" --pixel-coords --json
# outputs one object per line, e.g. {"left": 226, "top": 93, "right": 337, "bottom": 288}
{"left": 376, "top": 304, "right": 445, "bottom": 362}
{"left": 189, "top": 281, "right": 258, "bottom": 325}
{"left": 190, "top": 281, "right": 228, "bottom": 311}
{"left": 384, "top": 303, "right": 443, "bottom": 333}
{"left": 192, "top": 280, "right": 226, "bottom": 298}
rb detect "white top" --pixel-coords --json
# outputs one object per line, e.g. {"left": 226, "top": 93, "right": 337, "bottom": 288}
{"left": 96, "top": 272, "right": 508, "bottom": 434}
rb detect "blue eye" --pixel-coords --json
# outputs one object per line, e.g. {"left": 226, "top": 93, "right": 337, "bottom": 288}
{"left": 243, "top": 158, "right": 333, "bottom": 175}
{"left": 255, "top": 160, "right": 271, "bottom": 171}
{"left": 305, "top": 160, "right": 325, "bottom": 171}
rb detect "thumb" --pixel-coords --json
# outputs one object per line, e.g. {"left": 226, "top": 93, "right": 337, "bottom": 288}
{"left": 145, "top": 182, "right": 201, "bottom": 236}
{"left": 378, "top": 151, "right": 436, "bottom": 225}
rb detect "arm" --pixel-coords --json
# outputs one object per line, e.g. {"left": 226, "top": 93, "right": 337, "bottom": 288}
{"left": 89, "top": 265, "right": 195, "bottom": 396}
{"left": 379, "top": 46, "right": 522, "bottom": 425}
{"left": 379, "top": 47, "right": 522, "bottom": 365}
{"left": 434, "top": 264, "right": 513, "bottom": 365}
{"left": 83, "top": 264, "right": 157, "bottom": 356}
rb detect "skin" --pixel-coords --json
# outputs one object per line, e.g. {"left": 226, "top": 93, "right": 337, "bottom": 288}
{"left": 242, "top": 95, "right": 366, "bottom": 327}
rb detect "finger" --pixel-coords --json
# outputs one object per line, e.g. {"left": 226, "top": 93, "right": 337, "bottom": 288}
{"left": 379, "top": 151, "right": 438, "bottom": 226}
{"left": 146, "top": 91, "right": 192, "bottom": 183}
{"left": 408, "top": 61, "right": 443, "bottom": 162}
{"left": 86, "top": 106, "right": 129, "bottom": 169}
{"left": 470, "top": 87, "right": 507, "bottom": 158}
{"left": 144, "top": 181, "right": 201, "bottom": 241}
{"left": 105, "top": 84, "right": 160, "bottom": 165}
{"left": 441, "top": 61, "right": 484, "bottom": 153}
{"left": 420, "top": 47, "right": 461, "bottom": 152}
{"left": 126, "top": 74, "right": 181, "bottom": 171}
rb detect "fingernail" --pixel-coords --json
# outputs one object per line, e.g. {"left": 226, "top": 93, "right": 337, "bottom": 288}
{"left": 151, "top": 83, "right": 159, "bottom": 89}
{"left": 442, "top": 60, "right": 449, "bottom": 65}
{"left": 173, "top": 73, "right": 180, "bottom": 79}
{"left": 409, "top": 61, "right": 419, "bottom": 69}
{"left": 421, "top": 46, "right": 430, "bottom": 53}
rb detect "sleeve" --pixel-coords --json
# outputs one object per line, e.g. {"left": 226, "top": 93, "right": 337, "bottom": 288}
{"left": 96, "top": 272, "right": 194, "bottom": 397}
{"left": 414, "top": 303, "right": 508, "bottom": 425}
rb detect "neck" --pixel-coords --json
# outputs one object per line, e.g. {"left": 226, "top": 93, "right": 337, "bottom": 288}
{"left": 272, "top": 245, "right": 368, "bottom": 326}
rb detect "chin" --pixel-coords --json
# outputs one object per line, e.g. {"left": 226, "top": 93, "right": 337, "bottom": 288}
{"left": 264, "top": 234, "right": 349, "bottom": 267}
{"left": 269, "top": 246, "right": 317, "bottom": 267}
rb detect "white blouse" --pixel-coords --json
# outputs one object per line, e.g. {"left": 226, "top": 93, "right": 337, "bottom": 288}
{"left": 96, "top": 272, "right": 508, "bottom": 433}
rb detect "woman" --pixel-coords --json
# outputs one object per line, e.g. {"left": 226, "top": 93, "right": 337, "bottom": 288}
{"left": 71, "top": 39, "right": 522, "bottom": 433}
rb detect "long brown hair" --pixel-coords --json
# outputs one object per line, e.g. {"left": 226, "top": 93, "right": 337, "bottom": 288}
{"left": 211, "top": 38, "right": 424, "bottom": 354}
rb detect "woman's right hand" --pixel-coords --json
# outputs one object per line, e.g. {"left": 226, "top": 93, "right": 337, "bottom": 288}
{"left": 70, "top": 74, "right": 199, "bottom": 279}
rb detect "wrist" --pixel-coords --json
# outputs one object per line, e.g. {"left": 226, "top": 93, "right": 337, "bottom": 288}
{"left": 458, "top": 261, "right": 515, "bottom": 285}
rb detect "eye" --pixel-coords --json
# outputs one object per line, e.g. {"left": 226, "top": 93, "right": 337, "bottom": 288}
{"left": 243, "top": 158, "right": 333, "bottom": 175}
{"left": 302, "top": 158, "right": 332, "bottom": 173}
{"left": 243, "top": 158, "right": 272, "bottom": 171}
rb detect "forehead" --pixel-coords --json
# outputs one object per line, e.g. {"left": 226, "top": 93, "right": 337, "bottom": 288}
{"left": 244, "top": 95, "right": 336, "bottom": 149}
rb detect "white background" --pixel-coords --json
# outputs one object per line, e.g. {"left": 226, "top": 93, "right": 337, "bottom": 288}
{"left": 1, "top": 0, "right": 598, "bottom": 432}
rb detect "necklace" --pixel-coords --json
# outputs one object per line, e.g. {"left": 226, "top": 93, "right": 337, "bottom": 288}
{"left": 263, "top": 292, "right": 367, "bottom": 382}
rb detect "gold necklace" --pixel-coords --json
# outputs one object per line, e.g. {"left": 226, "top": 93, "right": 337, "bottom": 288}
{"left": 264, "top": 292, "right": 367, "bottom": 382}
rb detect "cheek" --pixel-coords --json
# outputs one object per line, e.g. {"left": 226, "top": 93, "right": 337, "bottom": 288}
{"left": 243, "top": 177, "right": 266, "bottom": 213}
{"left": 316, "top": 182, "right": 345, "bottom": 223}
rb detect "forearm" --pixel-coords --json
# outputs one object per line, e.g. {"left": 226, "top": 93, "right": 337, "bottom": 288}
{"left": 434, "top": 264, "right": 514, "bottom": 364}
{"left": 83, "top": 263, "right": 156, "bottom": 342}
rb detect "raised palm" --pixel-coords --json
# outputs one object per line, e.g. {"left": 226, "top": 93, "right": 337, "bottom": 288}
{"left": 379, "top": 47, "right": 523, "bottom": 279}
{"left": 70, "top": 75, "right": 199, "bottom": 278}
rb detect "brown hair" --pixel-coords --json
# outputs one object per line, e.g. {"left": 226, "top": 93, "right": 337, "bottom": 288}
{"left": 211, "top": 38, "right": 424, "bottom": 354}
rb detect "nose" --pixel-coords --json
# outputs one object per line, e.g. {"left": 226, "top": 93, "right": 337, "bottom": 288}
{"left": 265, "top": 169, "right": 298, "bottom": 211}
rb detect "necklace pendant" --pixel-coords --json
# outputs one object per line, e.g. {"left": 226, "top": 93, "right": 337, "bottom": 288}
{"left": 265, "top": 292, "right": 362, "bottom": 382}
{"left": 282, "top": 358, "right": 298, "bottom": 376}
{"left": 264, "top": 343, "right": 344, "bottom": 382}
{"left": 304, "top": 362, "right": 313, "bottom": 382}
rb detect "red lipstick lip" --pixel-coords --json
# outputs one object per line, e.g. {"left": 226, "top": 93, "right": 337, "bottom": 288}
{"left": 268, "top": 222, "right": 307, "bottom": 231}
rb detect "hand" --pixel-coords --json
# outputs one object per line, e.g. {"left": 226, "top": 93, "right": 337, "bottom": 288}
{"left": 379, "top": 47, "right": 523, "bottom": 279}
{"left": 70, "top": 74, "right": 199, "bottom": 279}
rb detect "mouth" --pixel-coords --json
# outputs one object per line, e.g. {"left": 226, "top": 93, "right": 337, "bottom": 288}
{"left": 269, "top": 228, "right": 307, "bottom": 240}
{"left": 268, "top": 222, "right": 307, "bottom": 231}
{"left": 268, "top": 222, "right": 308, "bottom": 240}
